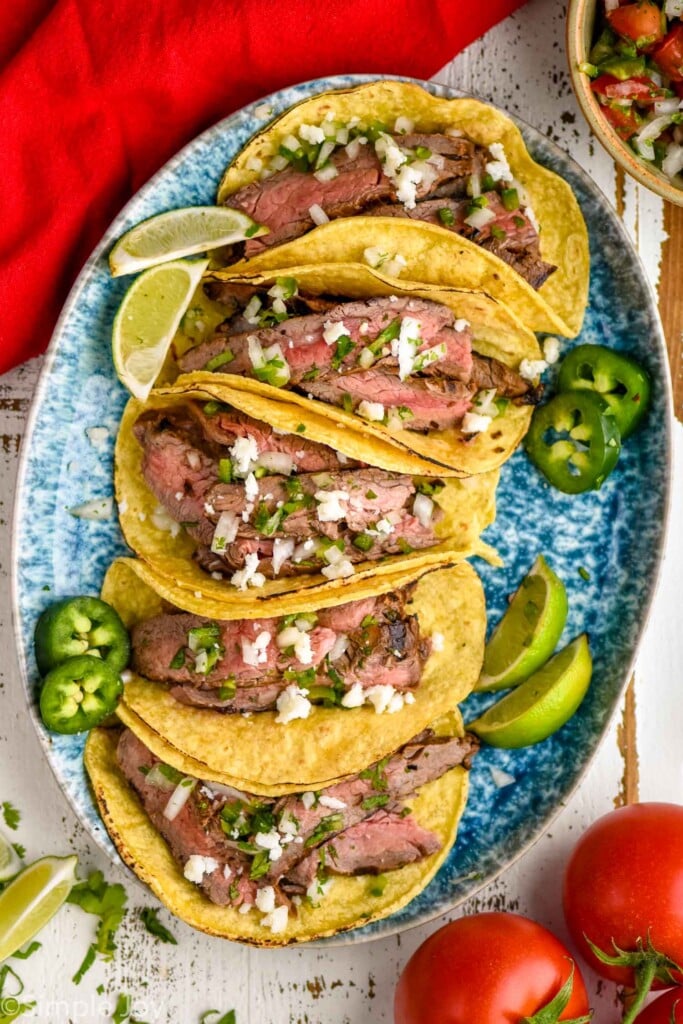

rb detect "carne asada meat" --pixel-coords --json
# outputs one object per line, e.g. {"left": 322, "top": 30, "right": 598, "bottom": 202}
{"left": 281, "top": 810, "right": 441, "bottom": 892}
{"left": 115, "top": 726, "right": 478, "bottom": 912}
{"left": 224, "top": 129, "right": 555, "bottom": 289}
{"left": 130, "top": 588, "right": 430, "bottom": 712}
{"left": 134, "top": 404, "right": 444, "bottom": 582}
{"left": 178, "top": 294, "right": 536, "bottom": 433}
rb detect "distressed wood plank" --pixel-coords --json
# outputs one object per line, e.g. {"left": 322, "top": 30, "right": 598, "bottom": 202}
{"left": 659, "top": 202, "right": 683, "bottom": 422}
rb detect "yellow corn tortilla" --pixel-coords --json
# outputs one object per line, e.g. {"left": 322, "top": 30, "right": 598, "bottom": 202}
{"left": 105, "top": 558, "right": 485, "bottom": 788}
{"left": 216, "top": 80, "right": 589, "bottom": 337}
{"left": 193, "top": 263, "right": 542, "bottom": 476}
{"left": 115, "top": 385, "right": 500, "bottom": 611}
{"left": 85, "top": 723, "right": 469, "bottom": 946}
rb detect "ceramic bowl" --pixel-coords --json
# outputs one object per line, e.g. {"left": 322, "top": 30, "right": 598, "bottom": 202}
{"left": 567, "top": 0, "right": 683, "bottom": 206}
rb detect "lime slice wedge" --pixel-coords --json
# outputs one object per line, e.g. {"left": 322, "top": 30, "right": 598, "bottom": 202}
{"left": 476, "top": 555, "right": 568, "bottom": 692}
{"left": 0, "top": 828, "right": 22, "bottom": 883}
{"left": 109, "top": 206, "right": 268, "bottom": 277}
{"left": 469, "top": 634, "right": 592, "bottom": 748}
{"left": 0, "top": 855, "right": 78, "bottom": 961}
{"left": 112, "top": 258, "right": 209, "bottom": 401}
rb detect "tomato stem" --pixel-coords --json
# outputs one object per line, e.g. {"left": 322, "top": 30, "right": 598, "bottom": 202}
{"left": 522, "top": 962, "right": 592, "bottom": 1024}
{"left": 620, "top": 958, "right": 658, "bottom": 1024}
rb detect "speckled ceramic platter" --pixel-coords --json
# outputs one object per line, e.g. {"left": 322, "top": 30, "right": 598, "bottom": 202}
{"left": 12, "top": 75, "right": 671, "bottom": 945}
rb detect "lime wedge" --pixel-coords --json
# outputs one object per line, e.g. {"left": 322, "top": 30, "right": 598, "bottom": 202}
{"left": 0, "top": 828, "right": 22, "bottom": 883}
{"left": 469, "top": 634, "right": 592, "bottom": 748}
{"left": 476, "top": 555, "right": 568, "bottom": 692}
{"left": 112, "top": 258, "right": 209, "bottom": 401}
{"left": 109, "top": 206, "right": 268, "bottom": 277}
{"left": 0, "top": 855, "right": 78, "bottom": 961}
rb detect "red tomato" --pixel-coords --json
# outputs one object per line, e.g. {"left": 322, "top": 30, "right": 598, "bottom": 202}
{"left": 563, "top": 803, "right": 683, "bottom": 988}
{"left": 601, "top": 104, "right": 643, "bottom": 139}
{"left": 635, "top": 992, "right": 683, "bottom": 1024}
{"left": 591, "top": 74, "right": 664, "bottom": 102}
{"left": 652, "top": 24, "right": 683, "bottom": 82}
{"left": 394, "top": 912, "right": 590, "bottom": 1024}
{"left": 607, "top": 2, "right": 665, "bottom": 48}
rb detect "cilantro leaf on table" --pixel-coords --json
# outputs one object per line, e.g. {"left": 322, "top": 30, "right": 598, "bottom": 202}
{"left": 67, "top": 871, "right": 128, "bottom": 983}
{"left": 139, "top": 907, "right": 177, "bottom": 944}
{"left": 1, "top": 803, "right": 20, "bottom": 831}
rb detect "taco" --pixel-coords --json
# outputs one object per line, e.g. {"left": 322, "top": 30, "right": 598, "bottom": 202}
{"left": 85, "top": 714, "right": 475, "bottom": 945}
{"left": 175, "top": 264, "right": 543, "bottom": 476}
{"left": 115, "top": 383, "right": 499, "bottom": 609}
{"left": 215, "top": 80, "right": 589, "bottom": 337}
{"left": 103, "top": 558, "right": 485, "bottom": 790}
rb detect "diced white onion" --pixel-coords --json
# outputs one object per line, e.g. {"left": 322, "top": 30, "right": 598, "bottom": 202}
{"left": 247, "top": 335, "right": 265, "bottom": 368}
{"left": 316, "top": 139, "right": 336, "bottom": 168}
{"left": 309, "top": 203, "right": 330, "bottom": 225}
{"left": 489, "top": 765, "right": 517, "bottom": 789}
{"left": 243, "top": 295, "right": 262, "bottom": 324}
{"left": 357, "top": 400, "right": 385, "bottom": 422}
{"left": 358, "top": 347, "right": 375, "bottom": 369}
{"left": 464, "top": 207, "right": 496, "bottom": 230}
{"left": 145, "top": 765, "right": 176, "bottom": 790}
{"left": 664, "top": 0, "right": 683, "bottom": 15}
{"left": 413, "top": 493, "right": 434, "bottom": 527}
{"left": 163, "top": 778, "right": 196, "bottom": 820}
{"left": 394, "top": 116, "right": 414, "bottom": 134}
{"left": 469, "top": 171, "right": 481, "bottom": 198}
{"left": 461, "top": 411, "right": 493, "bottom": 435}
{"left": 272, "top": 538, "right": 295, "bottom": 575}
{"left": 314, "top": 164, "right": 339, "bottom": 183}
{"left": 151, "top": 505, "right": 181, "bottom": 537}
{"left": 69, "top": 497, "right": 113, "bottom": 521}
{"left": 211, "top": 511, "right": 239, "bottom": 553}
{"left": 281, "top": 133, "right": 300, "bottom": 152}
{"left": 335, "top": 127, "right": 349, "bottom": 145}
{"left": 663, "top": 142, "right": 683, "bottom": 181}
{"left": 635, "top": 114, "right": 676, "bottom": 148}
{"left": 246, "top": 156, "right": 263, "bottom": 173}
{"left": 329, "top": 633, "right": 349, "bottom": 661}
{"left": 298, "top": 123, "right": 325, "bottom": 145}
{"left": 269, "top": 154, "right": 289, "bottom": 172}
{"left": 257, "top": 451, "right": 293, "bottom": 475}
{"left": 654, "top": 98, "right": 681, "bottom": 116}
{"left": 473, "top": 388, "right": 499, "bottom": 417}
{"left": 201, "top": 781, "right": 246, "bottom": 800}
{"left": 345, "top": 138, "right": 361, "bottom": 160}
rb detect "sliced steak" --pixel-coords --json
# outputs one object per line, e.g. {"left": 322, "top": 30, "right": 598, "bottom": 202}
{"left": 267, "top": 731, "right": 479, "bottom": 882}
{"left": 304, "top": 371, "right": 475, "bottom": 432}
{"left": 116, "top": 729, "right": 256, "bottom": 907}
{"left": 178, "top": 295, "right": 470, "bottom": 381}
{"left": 282, "top": 809, "right": 441, "bottom": 892}
{"left": 470, "top": 354, "right": 538, "bottom": 401}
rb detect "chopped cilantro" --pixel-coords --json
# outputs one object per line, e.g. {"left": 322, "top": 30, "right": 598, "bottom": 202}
{"left": 140, "top": 907, "right": 177, "bottom": 945}
{"left": 202, "top": 401, "right": 222, "bottom": 417}
{"left": 158, "top": 763, "right": 185, "bottom": 785}
{"left": 245, "top": 223, "right": 261, "bottom": 238}
{"left": 205, "top": 350, "right": 234, "bottom": 372}
{"left": 396, "top": 538, "right": 414, "bottom": 554}
{"left": 200, "top": 1012, "right": 236, "bottom": 1024}
{"left": 218, "top": 678, "right": 237, "bottom": 701}
{"left": 578, "top": 566, "right": 591, "bottom": 582}
{"left": 501, "top": 188, "right": 520, "bottom": 212}
{"left": 111, "top": 993, "right": 149, "bottom": 1024}
{"left": 2, "top": 802, "right": 20, "bottom": 831}
{"left": 481, "top": 172, "right": 496, "bottom": 191}
{"left": 304, "top": 813, "right": 344, "bottom": 848}
{"left": 296, "top": 423, "right": 306, "bottom": 433}
{"left": 275, "top": 276, "right": 298, "bottom": 299}
{"left": 250, "top": 804, "right": 276, "bottom": 835}
{"left": 67, "top": 871, "right": 127, "bottom": 982}
{"left": 396, "top": 405, "right": 414, "bottom": 421}
{"left": 359, "top": 757, "right": 389, "bottom": 791}
{"left": 361, "top": 794, "right": 390, "bottom": 811}
{"left": 228, "top": 882, "right": 239, "bottom": 902}
{"left": 331, "top": 335, "right": 356, "bottom": 370}
{"left": 369, "top": 317, "right": 400, "bottom": 355}
{"left": 0, "top": 965, "right": 34, "bottom": 1019}
{"left": 416, "top": 480, "right": 445, "bottom": 497}
{"left": 513, "top": 215, "right": 526, "bottom": 229}
{"left": 72, "top": 944, "right": 97, "bottom": 985}
{"left": 438, "top": 207, "right": 455, "bottom": 227}
{"left": 249, "top": 850, "right": 271, "bottom": 880}
{"left": 360, "top": 615, "right": 378, "bottom": 629}
{"left": 253, "top": 502, "right": 284, "bottom": 536}
{"left": 365, "top": 489, "right": 377, "bottom": 500}
{"left": 12, "top": 842, "right": 26, "bottom": 860}
{"left": 11, "top": 942, "right": 41, "bottom": 960}
{"left": 342, "top": 393, "right": 354, "bottom": 414}
{"left": 169, "top": 647, "right": 186, "bottom": 670}
{"left": 301, "top": 367, "right": 320, "bottom": 382}
{"left": 352, "top": 533, "right": 374, "bottom": 552}
{"left": 368, "top": 874, "right": 388, "bottom": 897}
{"left": 218, "top": 458, "right": 233, "bottom": 484}
{"left": 490, "top": 225, "right": 507, "bottom": 241}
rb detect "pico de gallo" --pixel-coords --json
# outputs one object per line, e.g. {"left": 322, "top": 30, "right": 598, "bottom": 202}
{"left": 579, "top": 0, "right": 683, "bottom": 186}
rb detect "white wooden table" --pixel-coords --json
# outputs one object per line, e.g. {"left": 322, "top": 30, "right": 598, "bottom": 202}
{"left": 2, "top": 1, "right": 681, "bottom": 1020}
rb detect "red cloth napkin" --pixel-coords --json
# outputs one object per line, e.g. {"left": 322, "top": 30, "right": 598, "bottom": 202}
{"left": 0, "top": 0, "right": 526, "bottom": 376}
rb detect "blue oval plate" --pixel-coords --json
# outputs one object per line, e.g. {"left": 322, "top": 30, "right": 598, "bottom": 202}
{"left": 12, "top": 74, "right": 672, "bottom": 944}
